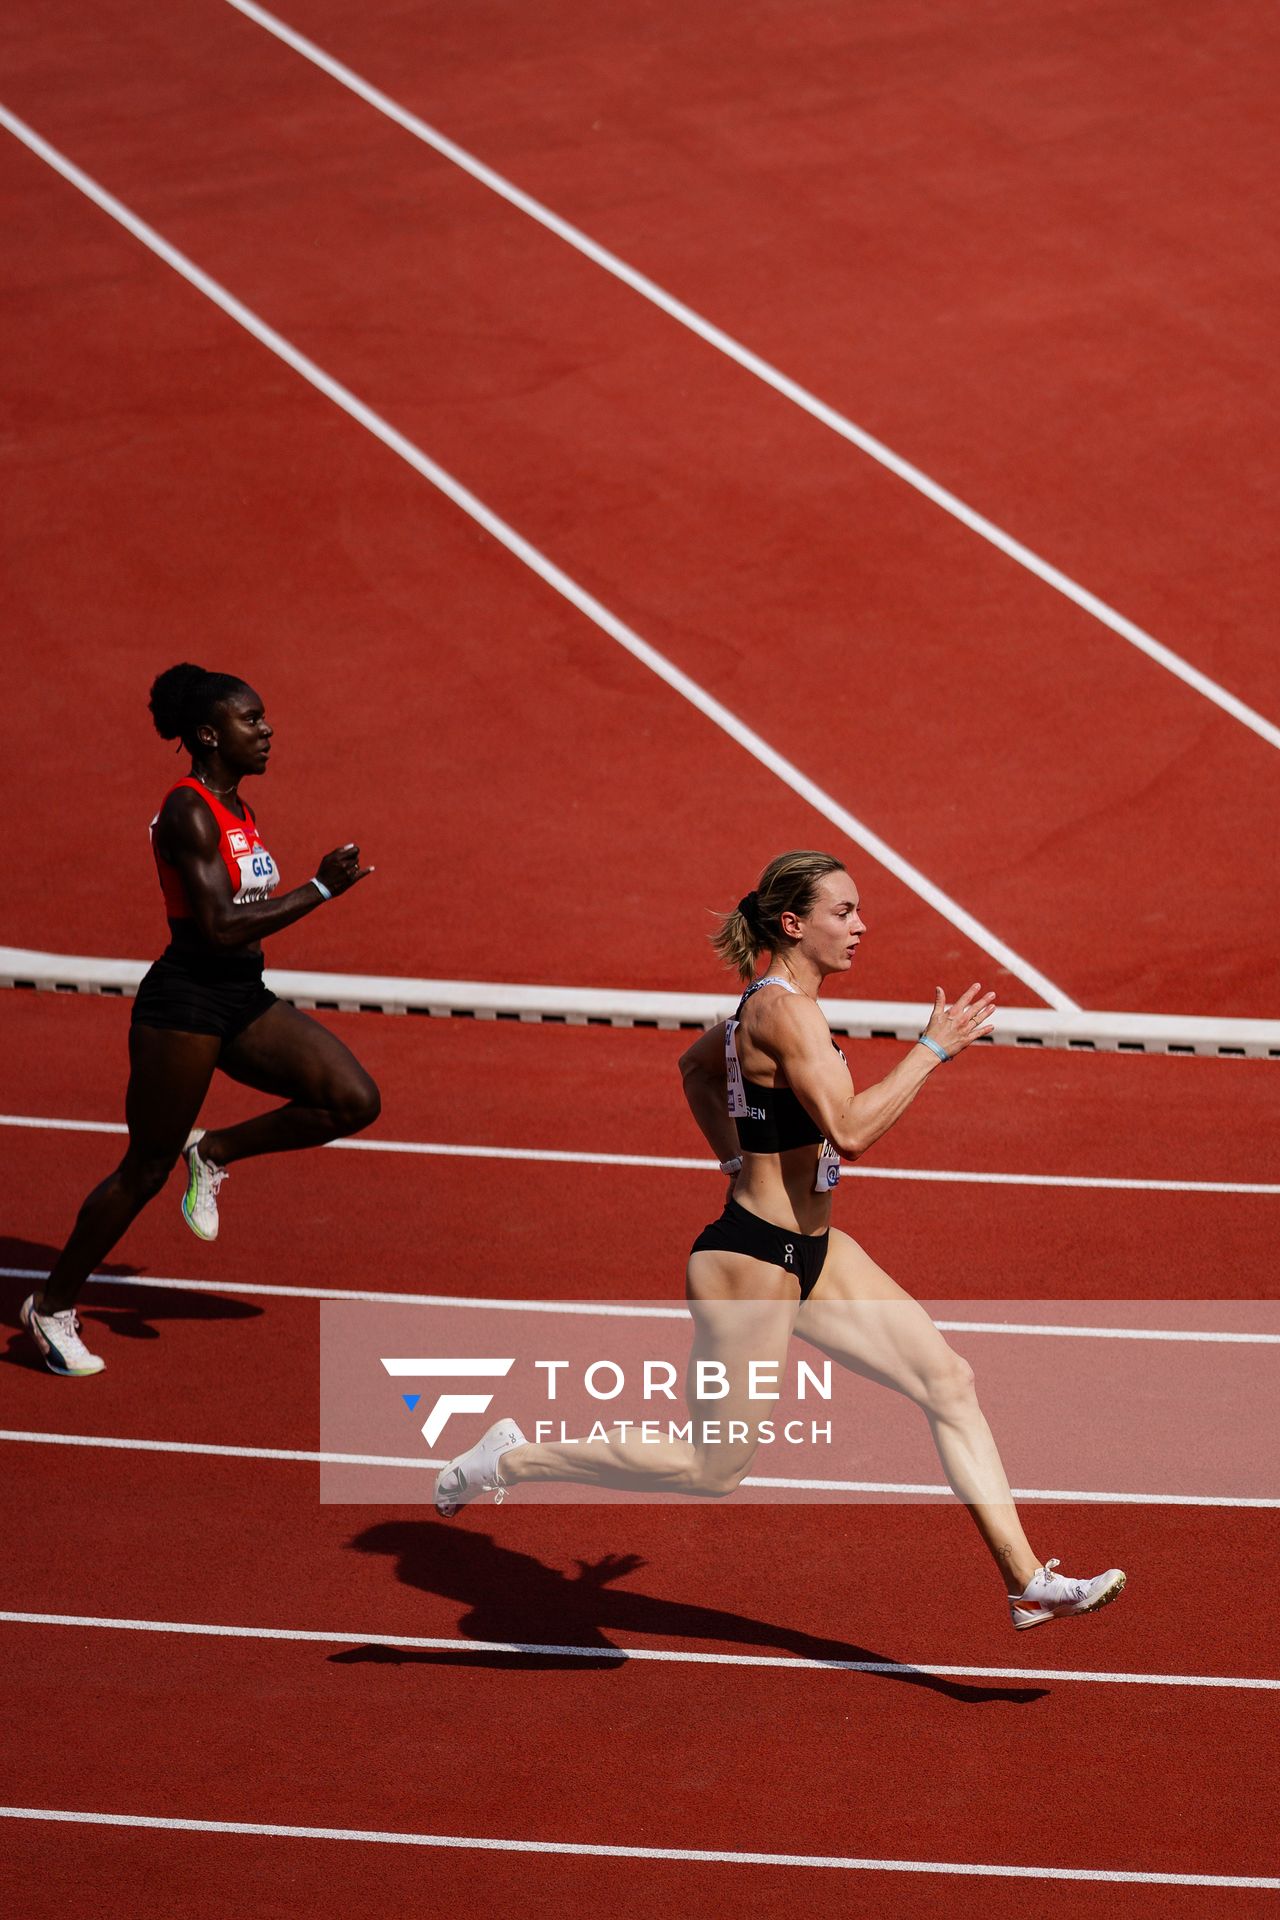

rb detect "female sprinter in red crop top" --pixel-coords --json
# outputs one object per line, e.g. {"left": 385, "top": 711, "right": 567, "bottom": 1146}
{"left": 22, "top": 662, "right": 380, "bottom": 1378}
{"left": 431, "top": 850, "right": 1126, "bottom": 1634}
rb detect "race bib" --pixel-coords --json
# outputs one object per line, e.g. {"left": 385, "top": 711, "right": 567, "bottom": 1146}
{"left": 234, "top": 845, "right": 280, "bottom": 904}
{"left": 725, "top": 1019, "right": 749, "bottom": 1118}
{"left": 815, "top": 1139, "right": 841, "bottom": 1193}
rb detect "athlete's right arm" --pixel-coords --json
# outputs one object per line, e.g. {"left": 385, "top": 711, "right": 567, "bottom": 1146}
{"left": 678, "top": 1022, "right": 742, "bottom": 1164}
{"left": 765, "top": 985, "right": 995, "bottom": 1160}
{"left": 157, "top": 790, "right": 371, "bottom": 949}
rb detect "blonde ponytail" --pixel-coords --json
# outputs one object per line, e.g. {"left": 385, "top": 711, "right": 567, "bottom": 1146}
{"left": 710, "top": 851, "right": 845, "bottom": 981}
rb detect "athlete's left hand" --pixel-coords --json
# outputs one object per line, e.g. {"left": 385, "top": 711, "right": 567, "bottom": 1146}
{"left": 316, "top": 842, "right": 375, "bottom": 896}
{"left": 922, "top": 982, "right": 997, "bottom": 1058}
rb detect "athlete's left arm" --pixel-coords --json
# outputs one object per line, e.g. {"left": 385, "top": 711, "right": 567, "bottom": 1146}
{"left": 678, "top": 1023, "right": 740, "bottom": 1164}
{"left": 775, "top": 985, "right": 996, "bottom": 1158}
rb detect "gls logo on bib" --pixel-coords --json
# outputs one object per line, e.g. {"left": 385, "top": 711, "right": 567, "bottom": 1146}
{"left": 234, "top": 847, "right": 279, "bottom": 904}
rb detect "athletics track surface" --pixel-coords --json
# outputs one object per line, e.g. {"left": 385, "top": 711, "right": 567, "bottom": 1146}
{"left": 2, "top": 2, "right": 1279, "bottom": 1912}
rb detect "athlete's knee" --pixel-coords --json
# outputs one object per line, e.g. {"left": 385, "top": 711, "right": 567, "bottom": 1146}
{"left": 327, "top": 1072, "right": 381, "bottom": 1137}
{"left": 683, "top": 1456, "right": 750, "bottom": 1498}
{"left": 921, "top": 1349, "right": 976, "bottom": 1416}
{"left": 121, "top": 1146, "right": 180, "bottom": 1200}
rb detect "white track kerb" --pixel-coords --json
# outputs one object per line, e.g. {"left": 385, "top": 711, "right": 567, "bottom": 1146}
{"left": 3, "top": 949, "right": 1279, "bottom": 1058}
{"left": 224, "top": 0, "right": 1280, "bottom": 757}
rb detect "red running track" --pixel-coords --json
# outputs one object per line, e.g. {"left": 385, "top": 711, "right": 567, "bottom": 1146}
{"left": 0, "top": 142, "right": 1030, "bottom": 1008}
{"left": 2, "top": 1450, "right": 1278, "bottom": 1916}
{"left": 3, "top": 1007, "right": 1278, "bottom": 1906}
{"left": 4, "top": 2, "right": 1279, "bottom": 1907}
{"left": 3, "top": 0, "right": 1279, "bottom": 1010}
{"left": 261, "top": 0, "right": 1280, "bottom": 723}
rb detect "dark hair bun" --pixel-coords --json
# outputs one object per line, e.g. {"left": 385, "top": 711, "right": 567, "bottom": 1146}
{"left": 149, "top": 663, "right": 210, "bottom": 741}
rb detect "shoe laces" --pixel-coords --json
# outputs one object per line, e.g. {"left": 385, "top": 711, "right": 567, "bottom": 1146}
{"left": 1041, "top": 1557, "right": 1087, "bottom": 1602}
{"left": 190, "top": 1144, "right": 226, "bottom": 1192}
{"left": 46, "top": 1309, "right": 91, "bottom": 1353}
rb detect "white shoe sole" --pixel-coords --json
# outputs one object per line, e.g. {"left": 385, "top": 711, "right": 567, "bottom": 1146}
{"left": 1012, "top": 1568, "right": 1126, "bottom": 1630}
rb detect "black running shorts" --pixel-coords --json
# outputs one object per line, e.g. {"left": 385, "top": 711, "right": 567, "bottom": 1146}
{"left": 132, "top": 945, "right": 277, "bottom": 1044}
{"left": 690, "top": 1196, "right": 829, "bottom": 1301}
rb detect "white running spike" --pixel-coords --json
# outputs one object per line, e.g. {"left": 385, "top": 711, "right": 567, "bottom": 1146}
{"left": 434, "top": 1420, "right": 527, "bottom": 1518}
{"left": 20, "top": 1296, "right": 106, "bottom": 1377}
{"left": 1011, "top": 1560, "right": 1127, "bottom": 1630}
{"left": 181, "top": 1138, "right": 227, "bottom": 1242}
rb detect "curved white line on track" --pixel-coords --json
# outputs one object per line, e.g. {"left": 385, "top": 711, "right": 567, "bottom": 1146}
{"left": 2, "top": 1608, "right": 1274, "bottom": 1692}
{"left": 4, "top": 1269, "right": 1278, "bottom": 1344}
{"left": 225, "top": 0, "right": 1280, "bottom": 756}
{"left": 1, "top": 1431, "right": 1275, "bottom": 1506}
{"left": 0, "top": 103, "right": 1072, "bottom": 1009}
{"left": 0, "top": 1806, "right": 1274, "bottom": 1886}
{"left": 4, "top": 1114, "right": 1277, "bottom": 1196}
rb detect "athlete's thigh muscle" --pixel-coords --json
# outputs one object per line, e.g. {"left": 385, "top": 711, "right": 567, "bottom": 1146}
{"left": 219, "top": 1000, "right": 369, "bottom": 1104}
{"left": 124, "top": 1024, "right": 220, "bottom": 1158}
{"left": 684, "top": 1249, "right": 800, "bottom": 1476}
{"left": 796, "top": 1227, "right": 959, "bottom": 1400}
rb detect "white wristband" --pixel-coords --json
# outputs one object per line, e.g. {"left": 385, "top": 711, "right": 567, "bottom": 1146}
{"left": 718, "top": 1155, "right": 743, "bottom": 1176}
{"left": 310, "top": 877, "right": 332, "bottom": 902}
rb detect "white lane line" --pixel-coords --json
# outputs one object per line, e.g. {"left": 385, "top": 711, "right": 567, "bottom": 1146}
{"left": 1, "top": 1431, "right": 1274, "bottom": 1506}
{"left": 4, "top": 1268, "right": 1277, "bottom": 1345}
{"left": 4, "top": 1114, "right": 1277, "bottom": 1196}
{"left": 0, "top": 1806, "right": 1273, "bottom": 1886}
{"left": 932, "top": 1321, "right": 1280, "bottom": 1346}
{"left": 3, "top": 1609, "right": 1275, "bottom": 1691}
{"left": 225, "top": 0, "right": 1280, "bottom": 757}
{"left": 0, "top": 104, "right": 1071, "bottom": 1011}
{"left": 1, "top": 1266, "right": 692, "bottom": 1318}
{"left": 0, "top": 1429, "right": 424, "bottom": 1467}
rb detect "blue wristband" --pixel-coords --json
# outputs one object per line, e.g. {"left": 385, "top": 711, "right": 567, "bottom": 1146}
{"left": 916, "top": 1033, "right": 949, "bottom": 1064}
{"left": 310, "top": 877, "right": 332, "bottom": 902}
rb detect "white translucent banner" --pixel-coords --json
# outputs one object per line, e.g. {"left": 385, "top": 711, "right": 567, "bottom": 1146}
{"left": 319, "top": 1298, "right": 1280, "bottom": 1507}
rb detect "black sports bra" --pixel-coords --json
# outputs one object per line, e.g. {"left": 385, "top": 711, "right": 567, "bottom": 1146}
{"left": 725, "top": 977, "right": 836, "bottom": 1157}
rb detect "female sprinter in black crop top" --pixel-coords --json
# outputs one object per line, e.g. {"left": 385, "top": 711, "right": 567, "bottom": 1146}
{"left": 434, "top": 851, "right": 1126, "bottom": 1635}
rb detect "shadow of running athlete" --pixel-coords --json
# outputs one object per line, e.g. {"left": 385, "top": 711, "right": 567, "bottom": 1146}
{"left": 1, "top": 1237, "right": 264, "bottom": 1352}
{"left": 329, "top": 1522, "right": 1046, "bottom": 1705}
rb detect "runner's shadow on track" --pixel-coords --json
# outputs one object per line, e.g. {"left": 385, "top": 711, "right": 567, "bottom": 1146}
{"left": 0, "top": 1237, "right": 262, "bottom": 1363}
{"left": 330, "top": 1523, "right": 1046, "bottom": 1705}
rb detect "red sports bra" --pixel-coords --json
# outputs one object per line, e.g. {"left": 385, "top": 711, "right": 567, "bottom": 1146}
{"left": 151, "top": 778, "right": 281, "bottom": 922}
